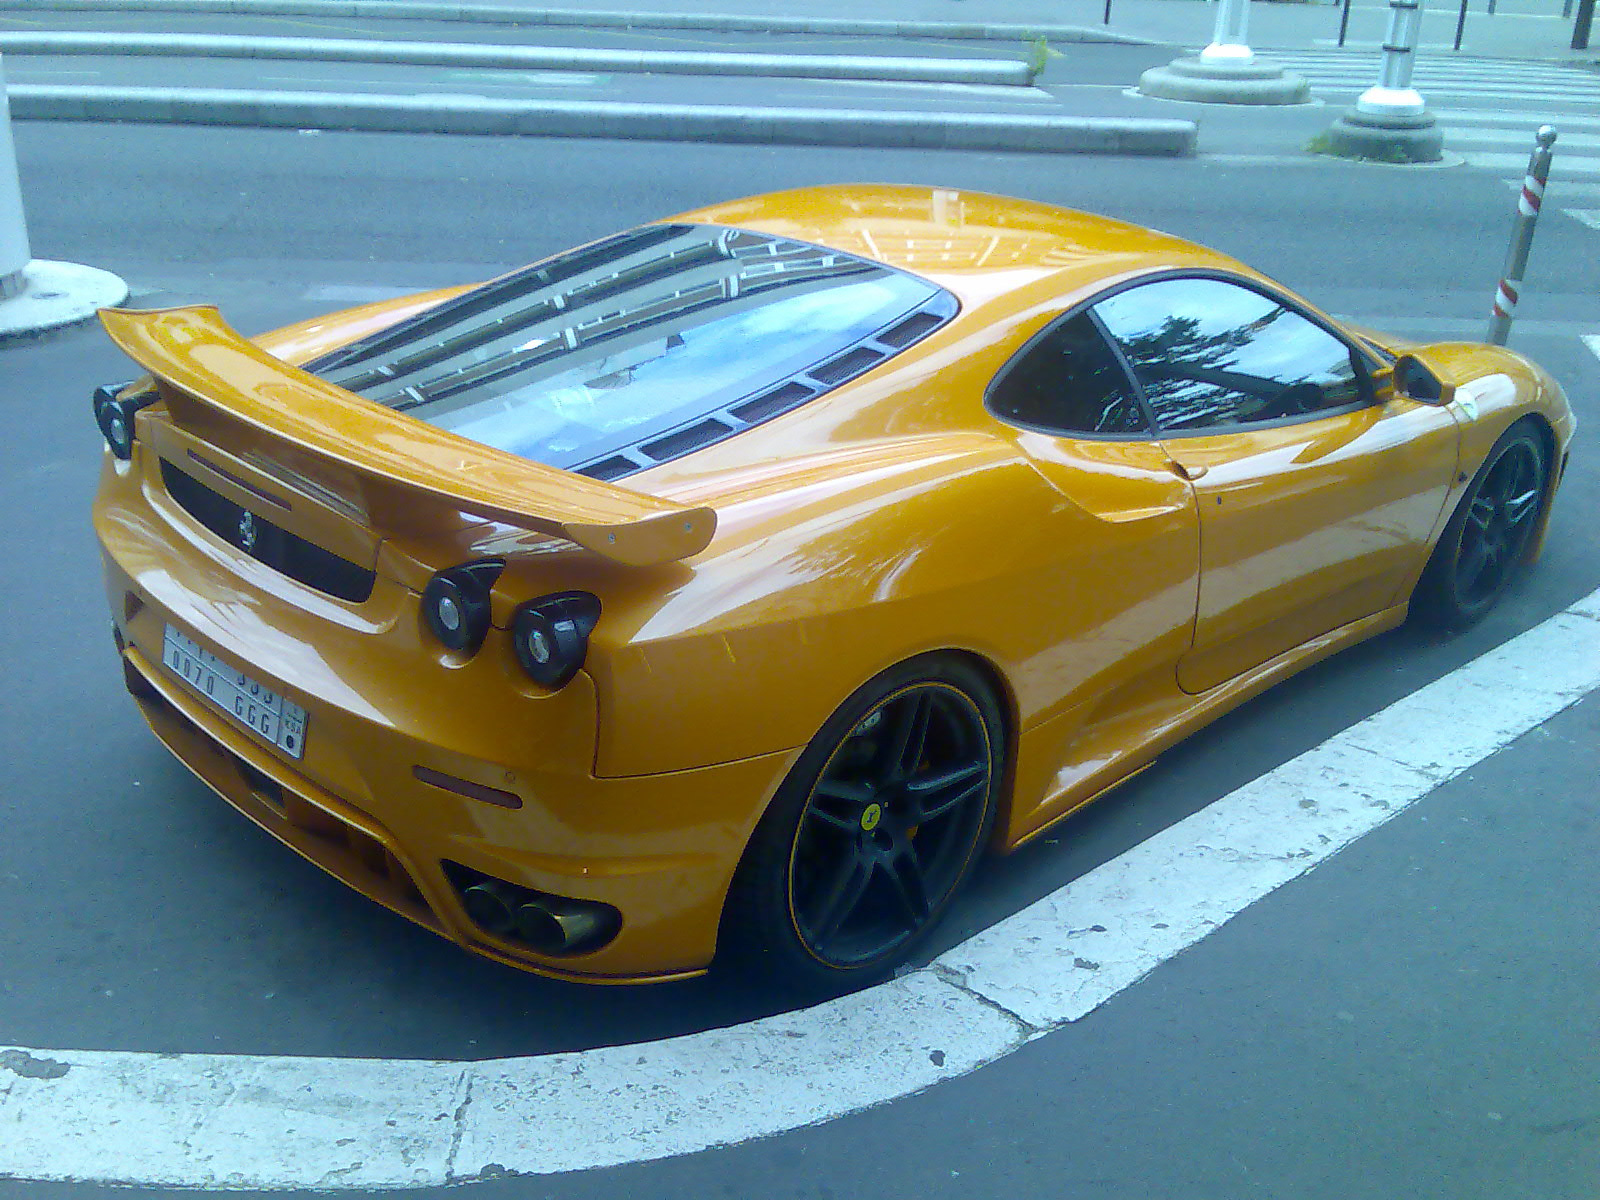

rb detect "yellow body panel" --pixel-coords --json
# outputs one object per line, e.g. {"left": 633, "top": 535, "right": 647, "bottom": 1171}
{"left": 91, "top": 184, "right": 1576, "bottom": 982}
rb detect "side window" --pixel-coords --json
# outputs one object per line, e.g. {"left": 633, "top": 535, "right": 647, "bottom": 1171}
{"left": 988, "top": 312, "right": 1150, "bottom": 436}
{"left": 1093, "top": 277, "right": 1368, "bottom": 433}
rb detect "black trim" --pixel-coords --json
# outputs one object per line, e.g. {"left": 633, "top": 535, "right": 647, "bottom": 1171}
{"left": 160, "top": 460, "right": 376, "bottom": 604}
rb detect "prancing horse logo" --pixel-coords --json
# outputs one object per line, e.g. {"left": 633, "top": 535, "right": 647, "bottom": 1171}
{"left": 237, "top": 510, "right": 258, "bottom": 552}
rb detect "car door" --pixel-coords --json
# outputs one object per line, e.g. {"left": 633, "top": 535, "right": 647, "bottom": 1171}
{"left": 985, "top": 309, "right": 1201, "bottom": 728}
{"left": 1092, "top": 274, "right": 1461, "bottom": 695}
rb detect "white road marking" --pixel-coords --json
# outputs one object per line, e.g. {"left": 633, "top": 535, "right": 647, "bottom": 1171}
{"left": 1445, "top": 128, "right": 1600, "bottom": 151}
{"left": 1437, "top": 108, "right": 1600, "bottom": 131}
{"left": 1584, "top": 333, "right": 1600, "bottom": 361}
{"left": 1467, "top": 152, "right": 1600, "bottom": 177}
{"left": 3, "top": 587, "right": 1598, "bottom": 1190}
{"left": 1571, "top": 211, "right": 1600, "bottom": 232}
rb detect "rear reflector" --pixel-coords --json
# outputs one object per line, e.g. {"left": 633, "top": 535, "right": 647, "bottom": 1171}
{"left": 412, "top": 765, "right": 522, "bottom": 809}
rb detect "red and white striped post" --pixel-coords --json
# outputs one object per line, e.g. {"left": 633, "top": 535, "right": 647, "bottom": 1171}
{"left": 1487, "top": 125, "right": 1558, "bottom": 346}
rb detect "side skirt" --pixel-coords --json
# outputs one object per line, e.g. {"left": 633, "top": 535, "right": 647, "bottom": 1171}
{"left": 1003, "top": 602, "right": 1410, "bottom": 851}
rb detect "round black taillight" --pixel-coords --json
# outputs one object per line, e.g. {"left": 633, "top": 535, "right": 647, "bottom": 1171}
{"left": 93, "top": 382, "right": 155, "bottom": 461}
{"left": 512, "top": 592, "right": 600, "bottom": 688}
{"left": 421, "top": 559, "right": 504, "bottom": 656}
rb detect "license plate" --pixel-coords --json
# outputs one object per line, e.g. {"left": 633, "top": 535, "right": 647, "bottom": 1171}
{"left": 161, "top": 625, "right": 308, "bottom": 759}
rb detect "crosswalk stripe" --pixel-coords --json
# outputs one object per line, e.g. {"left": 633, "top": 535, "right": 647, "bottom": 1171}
{"left": 1535, "top": 181, "right": 1600, "bottom": 199}
{"left": 1568, "top": 210, "right": 1600, "bottom": 231}
{"left": 1296, "top": 84, "right": 1597, "bottom": 103}
{"left": 1436, "top": 109, "right": 1600, "bottom": 130}
{"left": 1467, "top": 151, "right": 1600, "bottom": 176}
{"left": 1445, "top": 127, "right": 1600, "bottom": 150}
{"left": 1271, "top": 59, "right": 1590, "bottom": 77}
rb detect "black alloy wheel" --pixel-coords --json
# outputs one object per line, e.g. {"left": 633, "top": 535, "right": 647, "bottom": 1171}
{"left": 1414, "top": 421, "right": 1549, "bottom": 630}
{"left": 722, "top": 658, "right": 1003, "bottom": 991}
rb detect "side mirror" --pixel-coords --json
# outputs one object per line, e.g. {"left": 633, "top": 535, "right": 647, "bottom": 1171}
{"left": 1391, "top": 354, "right": 1456, "bottom": 406}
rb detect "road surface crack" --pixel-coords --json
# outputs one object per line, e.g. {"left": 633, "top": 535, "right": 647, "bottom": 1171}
{"left": 443, "top": 1069, "right": 476, "bottom": 1181}
{"left": 923, "top": 963, "right": 1041, "bottom": 1040}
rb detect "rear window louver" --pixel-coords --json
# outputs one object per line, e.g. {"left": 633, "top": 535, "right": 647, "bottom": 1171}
{"left": 880, "top": 310, "right": 945, "bottom": 347}
{"left": 571, "top": 291, "right": 955, "bottom": 479}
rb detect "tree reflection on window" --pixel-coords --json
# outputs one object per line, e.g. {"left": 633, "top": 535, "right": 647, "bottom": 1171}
{"left": 988, "top": 312, "right": 1149, "bottom": 436}
{"left": 1095, "top": 278, "right": 1365, "bottom": 432}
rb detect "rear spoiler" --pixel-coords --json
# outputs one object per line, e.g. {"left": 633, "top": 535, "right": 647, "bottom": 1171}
{"left": 99, "top": 305, "right": 716, "bottom": 567}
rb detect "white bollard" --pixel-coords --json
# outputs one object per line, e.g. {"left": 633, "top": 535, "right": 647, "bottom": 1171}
{"left": 1200, "top": 0, "right": 1254, "bottom": 65}
{"left": 1, "top": 53, "right": 33, "bottom": 300}
{"left": 0, "top": 49, "right": 128, "bottom": 337}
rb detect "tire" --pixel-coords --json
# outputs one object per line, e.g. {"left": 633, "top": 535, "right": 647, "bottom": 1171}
{"left": 1412, "top": 421, "right": 1549, "bottom": 632}
{"left": 720, "top": 656, "right": 1004, "bottom": 992}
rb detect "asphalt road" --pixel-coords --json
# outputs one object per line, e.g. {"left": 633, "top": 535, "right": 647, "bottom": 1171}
{"left": 3, "top": 119, "right": 1598, "bottom": 1196}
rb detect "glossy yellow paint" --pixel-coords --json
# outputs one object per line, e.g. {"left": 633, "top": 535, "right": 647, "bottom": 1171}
{"left": 92, "top": 184, "right": 1576, "bottom": 982}
{"left": 101, "top": 306, "right": 716, "bottom": 567}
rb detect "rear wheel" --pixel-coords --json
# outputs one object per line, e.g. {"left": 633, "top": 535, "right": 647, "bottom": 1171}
{"left": 721, "top": 657, "right": 1002, "bottom": 991}
{"left": 1412, "top": 421, "right": 1548, "bottom": 631}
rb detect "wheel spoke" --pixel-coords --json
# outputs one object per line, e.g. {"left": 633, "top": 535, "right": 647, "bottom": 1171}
{"left": 804, "top": 854, "right": 874, "bottom": 946}
{"left": 1466, "top": 497, "right": 1495, "bottom": 534}
{"left": 816, "top": 778, "right": 874, "bottom": 804}
{"left": 1457, "top": 535, "right": 1491, "bottom": 591}
{"left": 876, "top": 691, "right": 933, "bottom": 782}
{"left": 904, "top": 761, "right": 987, "bottom": 824}
{"left": 1503, "top": 485, "right": 1540, "bottom": 528}
{"left": 883, "top": 848, "right": 931, "bottom": 925}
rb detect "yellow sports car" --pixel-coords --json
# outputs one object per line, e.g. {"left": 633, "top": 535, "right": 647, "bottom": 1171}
{"left": 92, "top": 185, "right": 1574, "bottom": 989}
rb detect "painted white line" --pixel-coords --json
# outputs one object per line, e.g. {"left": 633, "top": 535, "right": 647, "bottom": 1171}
{"left": 4, "top": 587, "right": 1599, "bottom": 1190}
{"left": 1567, "top": 210, "right": 1600, "bottom": 232}
{"left": 1584, "top": 333, "right": 1600, "bottom": 362}
{"left": 1468, "top": 151, "right": 1600, "bottom": 178}
{"left": 1445, "top": 128, "right": 1600, "bottom": 151}
{"left": 1437, "top": 108, "right": 1600, "bottom": 131}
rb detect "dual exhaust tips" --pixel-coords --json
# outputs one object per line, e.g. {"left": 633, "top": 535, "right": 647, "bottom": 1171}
{"left": 458, "top": 876, "right": 620, "bottom": 958}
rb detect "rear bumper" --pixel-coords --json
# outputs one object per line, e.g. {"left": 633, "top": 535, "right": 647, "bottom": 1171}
{"left": 96, "top": 452, "right": 799, "bottom": 982}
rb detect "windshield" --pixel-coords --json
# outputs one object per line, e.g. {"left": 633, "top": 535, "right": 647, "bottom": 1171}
{"left": 307, "top": 224, "right": 953, "bottom": 476}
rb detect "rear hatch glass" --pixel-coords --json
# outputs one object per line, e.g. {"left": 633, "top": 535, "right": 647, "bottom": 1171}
{"left": 304, "top": 224, "right": 955, "bottom": 480}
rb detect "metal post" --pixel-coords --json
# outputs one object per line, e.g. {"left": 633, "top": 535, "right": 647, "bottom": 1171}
{"left": 1, "top": 52, "right": 33, "bottom": 302}
{"left": 1487, "top": 126, "right": 1557, "bottom": 347}
{"left": 1338, "top": 0, "right": 1353, "bottom": 47}
{"left": 1104, "top": 0, "right": 1112, "bottom": 24}
{"left": 1200, "top": 0, "right": 1253, "bottom": 64}
{"left": 1574, "top": 0, "right": 1595, "bottom": 49}
{"left": 1454, "top": 0, "right": 1469, "bottom": 50}
{"left": 1563, "top": 0, "right": 1574, "bottom": 22}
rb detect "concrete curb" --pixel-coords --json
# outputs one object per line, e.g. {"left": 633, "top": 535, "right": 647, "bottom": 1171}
{"left": 1138, "top": 56, "right": 1311, "bottom": 105}
{"left": 0, "top": 259, "right": 128, "bottom": 339}
{"left": 0, "top": 0, "right": 1155, "bottom": 44}
{"left": 8, "top": 83, "right": 1198, "bottom": 155}
{"left": 0, "top": 31, "right": 1036, "bottom": 85}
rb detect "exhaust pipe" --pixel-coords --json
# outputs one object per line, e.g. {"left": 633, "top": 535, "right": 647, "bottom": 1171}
{"left": 447, "top": 861, "right": 622, "bottom": 955}
{"left": 460, "top": 879, "right": 523, "bottom": 937}
{"left": 515, "top": 894, "right": 617, "bottom": 956}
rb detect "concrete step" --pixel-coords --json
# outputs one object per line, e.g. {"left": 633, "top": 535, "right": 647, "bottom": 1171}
{"left": 0, "top": 30, "right": 1038, "bottom": 85}
{"left": 7, "top": 81, "right": 1198, "bottom": 154}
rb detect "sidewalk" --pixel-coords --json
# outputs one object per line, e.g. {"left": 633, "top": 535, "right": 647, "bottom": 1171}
{"left": 323, "top": 0, "right": 1592, "bottom": 62}
{"left": 7, "top": 0, "right": 1596, "bottom": 61}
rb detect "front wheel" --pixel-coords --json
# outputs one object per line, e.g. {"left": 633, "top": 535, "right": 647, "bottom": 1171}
{"left": 1412, "top": 421, "right": 1548, "bottom": 631}
{"left": 721, "top": 657, "right": 1003, "bottom": 992}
